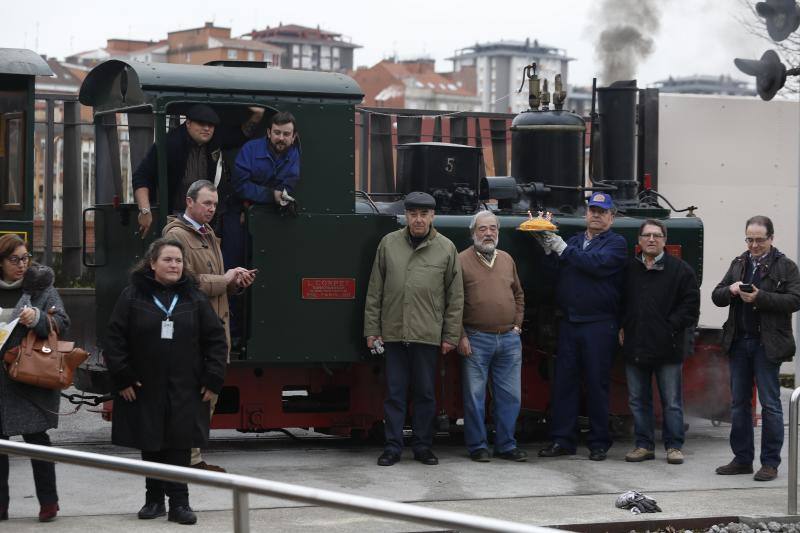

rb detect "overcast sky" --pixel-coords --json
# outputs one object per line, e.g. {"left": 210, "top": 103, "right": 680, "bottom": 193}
{"left": 1, "top": 0, "right": 772, "bottom": 88}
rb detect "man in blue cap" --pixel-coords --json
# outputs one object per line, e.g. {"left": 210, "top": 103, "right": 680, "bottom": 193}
{"left": 534, "top": 192, "right": 628, "bottom": 461}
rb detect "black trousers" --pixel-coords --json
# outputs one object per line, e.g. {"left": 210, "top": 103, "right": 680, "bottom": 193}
{"left": 141, "top": 448, "right": 191, "bottom": 506}
{"left": 0, "top": 432, "right": 58, "bottom": 506}
{"left": 383, "top": 342, "right": 438, "bottom": 453}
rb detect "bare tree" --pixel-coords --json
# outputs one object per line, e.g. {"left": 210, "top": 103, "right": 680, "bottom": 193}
{"left": 738, "top": 0, "right": 800, "bottom": 94}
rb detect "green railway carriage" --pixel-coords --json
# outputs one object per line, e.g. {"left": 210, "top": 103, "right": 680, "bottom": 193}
{"left": 0, "top": 49, "right": 53, "bottom": 244}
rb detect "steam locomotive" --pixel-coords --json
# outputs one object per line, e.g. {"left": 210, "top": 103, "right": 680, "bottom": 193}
{"left": 0, "top": 48, "right": 726, "bottom": 439}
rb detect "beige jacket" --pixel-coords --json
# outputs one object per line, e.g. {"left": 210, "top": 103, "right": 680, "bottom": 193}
{"left": 163, "top": 215, "right": 236, "bottom": 356}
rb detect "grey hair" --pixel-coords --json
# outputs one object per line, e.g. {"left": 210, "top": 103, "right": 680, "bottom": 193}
{"left": 469, "top": 210, "right": 500, "bottom": 232}
{"left": 186, "top": 179, "right": 217, "bottom": 200}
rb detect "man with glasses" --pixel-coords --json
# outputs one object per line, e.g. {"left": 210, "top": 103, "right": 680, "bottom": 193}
{"left": 712, "top": 215, "right": 800, "bottom": 481}
{"left": 620, "top": 219, "right": 699, "bottom": 465}
{"left": 534, "top": 192, "right": 627, "bottom": 461}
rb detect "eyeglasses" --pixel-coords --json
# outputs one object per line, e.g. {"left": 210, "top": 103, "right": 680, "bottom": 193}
{"left": 5, "top": 254, "right": 31, "bottom": 265}
{"left": 640, "top": 233, "right": 665, "bottom": 240}
{"left": 745, "top": 237, "right": 770, "bottom": 244}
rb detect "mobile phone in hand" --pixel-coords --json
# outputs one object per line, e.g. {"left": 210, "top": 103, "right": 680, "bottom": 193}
{"left": 740, "top": 283, "right": 753, "bottom": 293}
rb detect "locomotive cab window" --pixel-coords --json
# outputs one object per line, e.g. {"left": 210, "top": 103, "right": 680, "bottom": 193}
{"left": 0, "top": 112, "right": 24, "bottom": 211}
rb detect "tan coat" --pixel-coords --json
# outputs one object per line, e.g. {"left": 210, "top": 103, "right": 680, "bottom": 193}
{"left": 163, "top": 215, "right": 235, "bottom": 356}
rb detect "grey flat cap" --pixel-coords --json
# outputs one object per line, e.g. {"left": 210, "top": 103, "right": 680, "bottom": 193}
{"left": 404, "top": 191, "right": 436, "bottom": 210}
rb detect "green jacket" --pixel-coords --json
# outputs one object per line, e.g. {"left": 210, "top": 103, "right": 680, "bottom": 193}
{"left": 364, "top": 227, "right": 464, "bottom": 346}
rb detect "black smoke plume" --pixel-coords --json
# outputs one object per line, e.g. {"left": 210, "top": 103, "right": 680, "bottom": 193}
{"left": 594, "top": 0, "right": 664, "bottom": 83}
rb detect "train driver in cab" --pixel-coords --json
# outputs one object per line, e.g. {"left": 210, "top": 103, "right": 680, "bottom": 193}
{"left": 227, "top": 111, "right": 300, "bottom": 270}
{"left": 133, "top": 104, "right": 265, "bottom": 238}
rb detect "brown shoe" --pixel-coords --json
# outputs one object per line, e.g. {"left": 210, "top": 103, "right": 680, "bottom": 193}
{"left": 715, "top": 461, "right": 753, "bottom": 475}
{"left": 666, "top": 448, "right": 684, "bottom": 465}
{"left": 192, "top": 461, "right": 226, "bottom": 473}
{"left": 625, "top": 447, "right": 655, "bottom": 462}
{"left": 754, "top": 465, "right": 778, "bottom": 481}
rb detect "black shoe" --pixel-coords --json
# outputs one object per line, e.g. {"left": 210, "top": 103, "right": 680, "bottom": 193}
{"left": 469, "top": 448, "right": 491, "bottom": 462}
{"left": 137, "top": 501, "right": 166, "bottom": 520}
{"left": 589, "top": 448, "right": 607, "bottom": 461}
{"left": 168, "top": 505, "right": 197, "bottom": 525}
{"left": 538, "top": 443, "right": 575, "bottom": 457}
{"left": 377, "top": 450, "right": 401, "bottom": 466}
{"left": 495, "top": 448, "right": 528, "bottom": 462}
{"left": 413, "top": 449, "right": 439, "bottom": 465}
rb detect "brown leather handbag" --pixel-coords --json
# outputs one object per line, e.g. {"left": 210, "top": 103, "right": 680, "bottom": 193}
{"left": 3, "top": 309, "right": 89, "bottom": 390}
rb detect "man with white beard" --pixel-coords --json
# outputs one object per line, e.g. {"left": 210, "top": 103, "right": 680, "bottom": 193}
{"left": 457, "top": 211, "right": 527, "bottom": 462}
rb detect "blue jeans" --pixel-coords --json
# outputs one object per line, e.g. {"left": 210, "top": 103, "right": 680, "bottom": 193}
{"left": 729, "top": 338, "right": 783, "bottom": 468}
{"left": 461, "top": 330, "right": 522, "bottom": 454}
{"left": 625, "top": 363, "right": 685, "bottom": 450}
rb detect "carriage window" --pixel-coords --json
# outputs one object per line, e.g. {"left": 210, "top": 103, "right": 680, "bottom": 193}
{"left": 3, "top": 112, "right": 24, "bottom": 210}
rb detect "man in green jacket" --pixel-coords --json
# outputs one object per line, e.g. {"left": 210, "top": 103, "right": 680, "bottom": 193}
{"left": 364, "top": 191, "right": 464, "bottom": 467}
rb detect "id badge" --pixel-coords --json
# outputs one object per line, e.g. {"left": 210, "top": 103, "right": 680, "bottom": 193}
{"left": 161, "top": 319, "right": 174, "bottom": 340}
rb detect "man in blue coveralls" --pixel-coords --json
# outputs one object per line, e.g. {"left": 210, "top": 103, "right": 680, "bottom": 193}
{"left": 228, "top": 111, "right": 300, "bottom": 265}
{"left": 533, "top": 192, "right": 628, "bottom": 461}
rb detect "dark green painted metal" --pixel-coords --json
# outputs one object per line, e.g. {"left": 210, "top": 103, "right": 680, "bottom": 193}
{"left": 288, "top": 104, "right": 356, "bottom": 214}
{"left": 79, "top": 60, "right": 363, "bottom": 113}
{"left": 245, "top": 210, "right": 399, "bottom": 363}
{"left": 0, "top": 72, "right": 37, "bottom": 235}
{"left": 92, "top": 204, "right": 162, "bottom": 349}
{"left": 0, "top": 48, "right": 53, "bottom": 76}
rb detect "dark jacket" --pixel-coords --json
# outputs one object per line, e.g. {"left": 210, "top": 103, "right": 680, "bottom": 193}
{"left": 132, "top": 124, "right": 247, "bottom": 213}
{"left": 554, "top": 230, "right": 628, "bottom": 323}
{"left": 104, "top": 270, "right": 228, "bottom": 451}
{"left": 622, "top": 253, "right": 700, "bottom": 366}
{"left": 712, "top": 247, "right": 800, "bottom": 363}
{"left": 0, "top": 265, "right": 70, "bottom": 436}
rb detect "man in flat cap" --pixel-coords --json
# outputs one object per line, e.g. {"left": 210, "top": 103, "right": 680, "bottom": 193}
{"left": 133, "top": 104, "right": 265, "bottom": 237}
{"left": 534, "top": 192, "right": 627, "bottom": 461}
{"left": 364, "top": 191, "right": 464, "bottom": 467}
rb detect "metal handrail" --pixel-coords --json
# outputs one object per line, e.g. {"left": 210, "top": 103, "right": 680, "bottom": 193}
{"left": 0, "top": 440, "right": 557, "bottom": 533}
{"left": 789, "top": 386, "right": 800, "bottom": 513}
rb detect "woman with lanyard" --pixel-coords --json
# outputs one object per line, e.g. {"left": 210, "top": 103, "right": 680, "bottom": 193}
{"left": 105, "top": 238, "right": 227, "bottom": 525}
{"left": 0, "top": 234, "right": 69, "bottom": 522}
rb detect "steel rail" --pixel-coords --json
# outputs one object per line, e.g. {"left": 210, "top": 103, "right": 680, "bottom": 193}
{"left": 0, "top": 439, "right": 558, "bottom": 533}
{"left": 789, "top": 387, "right": 800, "bottom": 514}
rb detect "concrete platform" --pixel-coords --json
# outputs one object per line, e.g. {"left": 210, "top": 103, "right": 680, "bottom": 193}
{"left": 2, "top": 389, "right": 798, "bottom": 531}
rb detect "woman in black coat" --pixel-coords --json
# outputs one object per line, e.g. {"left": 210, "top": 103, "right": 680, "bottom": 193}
{"left": 0, "top": 234, "right": 69, "bottom": 523}
{"left": 105, "top": 238, "right": 227, "bottom": 526}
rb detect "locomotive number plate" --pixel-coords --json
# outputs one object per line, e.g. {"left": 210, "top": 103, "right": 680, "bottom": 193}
{"left": 301, "top": 278, "right": 356, "bottom": 300}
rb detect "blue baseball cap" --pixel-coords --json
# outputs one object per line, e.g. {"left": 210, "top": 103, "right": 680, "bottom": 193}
{"left": 587, "top": 192, "right": 614, "bottom": 210}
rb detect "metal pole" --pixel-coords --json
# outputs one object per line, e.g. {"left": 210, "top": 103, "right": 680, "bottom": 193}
{"left": 0, "top": 440, "right": 555, "bottom": 533}
{"left": 62, "top": 100, "right": 82, "bottom": 280}
{"left": 789, "top": 387, "right": 800, "bottom": 514}
{"left": 359, "top": 109, "right": 369, "bottom": 192}
{"left": 233, "top": 488, "right": 250, "bottom": 533}
{"left": 43, "top": 99, "right": 55, "bottom": 266}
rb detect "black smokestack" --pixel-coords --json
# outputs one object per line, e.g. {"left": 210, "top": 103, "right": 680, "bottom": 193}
{"left": 594, "top": 0, "right": 663, "bottom": 83}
